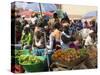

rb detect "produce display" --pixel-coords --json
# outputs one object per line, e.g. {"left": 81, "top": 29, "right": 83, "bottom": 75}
{"left": 11, "top": 50, "right": 24, "bottom": 64}
{"left": 52, "top": 48, "right": 88, "bottom": 66}
{"left": 13, "top": 50, "right": 30, "bottom": 64}
{"left": 12, "top": 48, "right": 97, "bottom": 72}
{"left": 87, "top": 47, "right": 97, "bottom": 59}
{"left": 19, "top": 55, "right": 46, "bottom": 72}
{"left": 84, "top": 47, "right": 97, "bottom": 69}
{"left": 19, "top": 55, "right": 42, "bottom": 65}
{"left": 15, "top": 50, "right": 30, "bottom": 56}
{"left": 79, "top": 48, "right": 88, "bottom": 57}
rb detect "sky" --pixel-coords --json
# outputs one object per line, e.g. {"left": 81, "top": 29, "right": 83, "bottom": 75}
{"left": 61, "top": 4, "right": 97, "bottom": 16}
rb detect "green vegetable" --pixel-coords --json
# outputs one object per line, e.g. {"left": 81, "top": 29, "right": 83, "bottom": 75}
{"left": 19, "top": 55, "right": 43, "bottom": 65}
{"left": 79, "top": 48, "right": 87, "bottom": 57}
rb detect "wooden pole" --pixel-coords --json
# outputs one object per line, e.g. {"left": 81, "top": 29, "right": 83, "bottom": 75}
{"left": 39, "top": 3, "right": 42, "bottom": 17}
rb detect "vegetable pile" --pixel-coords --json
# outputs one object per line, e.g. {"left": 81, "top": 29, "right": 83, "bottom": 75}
{"left": 19, "top": 55, "right": 42, "bottom": 65}
{"left": 52, "top": 48, "right": 88, "bottom": 65}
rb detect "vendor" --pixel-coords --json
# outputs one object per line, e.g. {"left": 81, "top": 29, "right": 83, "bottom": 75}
{"left": 48, "top": 13, "right": 60, "bottom": 30}
{"left": 32, "top": 23, "right": 46, "bottom": 56}
{"left": 60, "top": 25, "right": 75, "bottom": 49}
{"left": 32, "top": 22, "right": 45, "bottom": 48}
{"left": 21, "top": 25, "right": 32, "bottom": 49}
{"left": 33, "top": 30, "right": 45, "bottom": 49}
{"left": 46, "top": 23, "right": 61, "bottom": 51}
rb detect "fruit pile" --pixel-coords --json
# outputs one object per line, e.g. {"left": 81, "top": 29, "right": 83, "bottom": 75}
{"left": 16, "top": 50, "right": 31, "bottom": 55}
{"left": 19, "top": 55, "right": 42, "bottom": 65}
{"left": 52, "top": 48, "right": 88, "bottom": 65}
{"left": 87, "top": 46, "right": 97, "bottom": 59}
{"left": 79, "top": 48, "right": 88, "bottom": 57}
{"left": 87, "top": 50, "right": 97, "bottom": 59}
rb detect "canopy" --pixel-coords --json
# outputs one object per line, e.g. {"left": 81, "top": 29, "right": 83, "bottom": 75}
{"left": 43, "top": 12, "right": 53, "bottom": 16}
{"left": 15, "top": 2, "right": 57, "bottom": 12}
{"left": 19, "top": 10, "right": 33, "bottom": 17}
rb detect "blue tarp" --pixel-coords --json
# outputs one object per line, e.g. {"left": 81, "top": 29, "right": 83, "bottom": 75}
{"left": 15, "top": 1, "right": 28, "bottom": 9}
{"left": 15, "top": 2, "right": 57, "bottom": 12}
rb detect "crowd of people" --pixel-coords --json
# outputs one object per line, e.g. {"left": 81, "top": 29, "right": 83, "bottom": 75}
{"left": 12, "top": 11, "right": 97, "bottom": 53}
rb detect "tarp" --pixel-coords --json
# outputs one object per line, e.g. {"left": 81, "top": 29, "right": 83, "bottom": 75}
{"left": 15, "top": 2, "right": 57, "bottom": 12}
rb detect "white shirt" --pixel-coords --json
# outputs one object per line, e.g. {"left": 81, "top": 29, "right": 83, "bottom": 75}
{"left": 79, "top": 28, "right": 91, "bottom": 40}
{"left": 31, "top": 17, "right": 37, "bottom": 25}
{"left": 46, "top": 33, "right": 54, "bottom": 50}
{"left": 24, "top": 17, "right": 31, "bottom": 24}
{"left": 25, "top": 17, "right": 31, "bottom": 21}
{"left": 85, "top": 35, "right": 94, "bottom": 46}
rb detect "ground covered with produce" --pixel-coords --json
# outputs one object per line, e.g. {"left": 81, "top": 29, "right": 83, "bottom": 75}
{"left": 11, "top": 47, "right": 97, "bottom": 73}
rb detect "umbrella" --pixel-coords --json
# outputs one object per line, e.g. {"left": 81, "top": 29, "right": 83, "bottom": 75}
{"left": 41, "top": 3, "right": 57, "bottom": 12}
{"left": 43, "top": 12, "right": 53, "bottom": 16}
{"left": 25, "top": 2, "right": 57, "bottom": 12}
{"left": 15, "top": 2, "right": 57, "bottom": 12}
{"left": 19, "top": 10, "right": 33, "bottom": 17}
{"left": 82, "top": 11, "right": 97, "bottom": 19}
{"left": 15, "top": 2, "right": 57, "bottom": 16}
{"left": 25, "top": 2, "right": 42, "bottom": 12}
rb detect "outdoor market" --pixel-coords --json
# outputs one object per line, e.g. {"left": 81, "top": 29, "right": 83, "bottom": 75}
{"left": 11, "top": 2, "right": 97, "bottom": 73}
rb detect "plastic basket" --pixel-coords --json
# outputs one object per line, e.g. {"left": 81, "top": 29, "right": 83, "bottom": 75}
{"left": 22, "top": 62, "right": 44, "bottom": 72}
{"left": 19, "top": 56, "right": 47, "bottom": 72}
{"left": 23, "top": 49, "right": 31, "bottom": 55}
{"left": 12, "top": 50, "right": 31, "bottom": 64}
